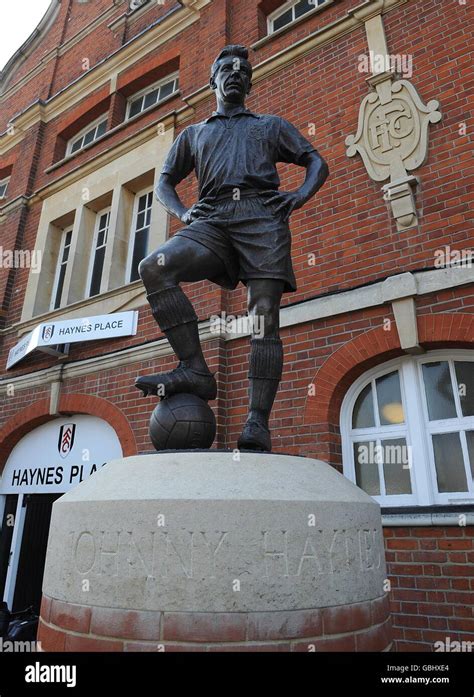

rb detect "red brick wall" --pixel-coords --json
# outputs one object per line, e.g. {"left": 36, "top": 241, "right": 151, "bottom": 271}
{"left": 0, "top": 0, "right": 472, "bottom": 457}
{"left": 37, "top": 593, "right": 393, "bottom": 652}
{"left": 385, "top": 526, "right": 474, "bottom": 652}
{"left": 0, "top": 0, "right": 177, "bottom": 127}
{"left": 0, "top": 0, "right": 473, "bottom": 652}
{"left": 1, "top": 0, "right": 471, "bottom": 325}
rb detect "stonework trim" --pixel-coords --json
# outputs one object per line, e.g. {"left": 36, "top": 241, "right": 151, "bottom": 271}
{"left": 0, "top": 269, "right": 472, "bottom": 392}
{"left": 1, "top": 0, "right": 409, "bottom": 154}
{"left": 392, "top": 297, "right": 420, "bottom": 352}
{"left": 0, "top": 2, "right": 204, "bottom": 155}
{"left": 19, "top": 129, "right": 172, "bottom": 323}
{"left": 382, "top": 512, "right": 474, "bottom": 527}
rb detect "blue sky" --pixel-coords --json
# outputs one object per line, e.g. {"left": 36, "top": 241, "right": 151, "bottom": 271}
{"left": 0, "top": 0, "right": 52, "bottom": 71}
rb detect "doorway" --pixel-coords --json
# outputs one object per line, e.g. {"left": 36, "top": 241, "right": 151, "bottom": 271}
{"left": 10, "top": 494, "right": 61, "bottom": 613}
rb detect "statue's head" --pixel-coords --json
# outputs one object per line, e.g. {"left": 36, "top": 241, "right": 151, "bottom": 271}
{"left": 210, "top": 45, "right": 252, "bottom": 104}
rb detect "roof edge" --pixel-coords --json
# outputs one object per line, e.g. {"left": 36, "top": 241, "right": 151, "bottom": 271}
{"left": 0, "top": 0, "right": 61, "bottom": 94}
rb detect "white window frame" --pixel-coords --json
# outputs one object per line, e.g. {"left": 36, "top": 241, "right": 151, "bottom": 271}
{"left": 126, "top": 187, "right": 153, "bottom": 283}
{"left": 66, "top": 114, "right": 108, "bottom": 156}
{"left": 267, "top": 0, "right": 328, "bottom": 34}
{"left": 86, "top": 207, "right": 111, "bottom": 298}
{"left": 417, "top": 355, "right": 474, "bottom": 504}
{"left": 341, "top": 350, "right": 474, "bottom": 507}
{"left": 126, "top": 72, "right": 179, "bottom": 120}
{"left": 0, "top": 177, "right": 10, "bottom": 199}
{"left": 50, "top": 227, "right": 73, "bottom": 311}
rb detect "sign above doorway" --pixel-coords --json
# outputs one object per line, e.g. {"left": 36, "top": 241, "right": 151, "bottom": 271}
{"left": 6, "top": 310, "right": 138, "bottom": 370}
{"left": 0, "top": 415, "right": 123, "bottom": 495}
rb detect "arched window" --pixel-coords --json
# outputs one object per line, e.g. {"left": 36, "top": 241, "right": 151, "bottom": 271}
{"left": 341, "top": 350, "right": 474, "bottom": 507}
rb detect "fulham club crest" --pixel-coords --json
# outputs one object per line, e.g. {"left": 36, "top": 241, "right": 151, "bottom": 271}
{"left": 42, "top": 324, "right": 55, "bottom": 341}
{"left": 58, "top": 423, "right": 76, "bottom": 458}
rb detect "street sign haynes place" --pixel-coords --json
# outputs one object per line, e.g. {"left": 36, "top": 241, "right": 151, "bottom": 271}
{"left": 0, "top": 415, "right": 123, "bottom": 494}
{"left": 6, "top": 310, "right": 138, "bottom": 369}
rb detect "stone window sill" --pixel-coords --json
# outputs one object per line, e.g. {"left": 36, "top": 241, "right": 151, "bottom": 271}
{"left": 382, "top": 504, "right": 474, "bottom": 527}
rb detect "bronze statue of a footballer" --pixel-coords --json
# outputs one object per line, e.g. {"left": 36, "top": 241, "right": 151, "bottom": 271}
{"left": 136, "top": 45, "right": 329, "bottom": 452}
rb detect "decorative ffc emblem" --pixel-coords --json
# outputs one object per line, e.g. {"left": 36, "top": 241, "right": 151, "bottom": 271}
{"left": 42, "top": 324, "right": 55, "bottom": 341}
{"left": 58, "top": 423, "right": 76, "bottom": 459}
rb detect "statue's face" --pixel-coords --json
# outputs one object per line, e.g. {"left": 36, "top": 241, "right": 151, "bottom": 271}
{"left": 211, "top": 56, "right": 252, "bottom": 103}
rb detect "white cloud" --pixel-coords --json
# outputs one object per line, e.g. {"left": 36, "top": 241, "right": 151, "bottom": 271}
{"left": 0, "top": 0, "right": 53, "bottom": 71}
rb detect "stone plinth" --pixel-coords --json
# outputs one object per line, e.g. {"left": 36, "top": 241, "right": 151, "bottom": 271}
{"left": 38, "top": 451, "right": 392, "bottom": 652}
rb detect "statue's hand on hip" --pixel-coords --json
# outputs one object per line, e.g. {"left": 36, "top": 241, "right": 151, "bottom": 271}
{"left": 263, "top": 191, "right": 305, "bottom": 222}
{"left": 181, "top": 202, "right": 215, "bottom": 225}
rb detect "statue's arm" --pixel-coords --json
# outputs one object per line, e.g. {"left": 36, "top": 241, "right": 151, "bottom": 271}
{"left": 155, "top": 173, "right": 188, "bottom": 223}
{"left": 155, "top": 173, "right": 215, "bottom": 225}
{"left": 297, "top": 151, "right": 329, "bottom": 206}
{"left": 264, "top": 150, "right": 329, "bottom": 221}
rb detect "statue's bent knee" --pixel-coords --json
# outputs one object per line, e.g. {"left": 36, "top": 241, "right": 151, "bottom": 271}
{"left": 138, "top": 251, "right": 168, "bottom": 284}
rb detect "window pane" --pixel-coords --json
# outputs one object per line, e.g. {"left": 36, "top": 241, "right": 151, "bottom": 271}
{"left": 130, "top": 228, "right": 149, "bottom": 282}
{"left": 352, "top": 383, "right": 375, "bottom": 429}
{"left": 273, "top": 8, "right": 293, "bottom": 31}
{"left": 295, "top": 0, "right": 313, "bottom": 18}
{"left": 137, "top": 211, "right": 146, "bottom": 230}
{"left": 422, "top": 362, "right": 457, "bottom": 420}
{"left": 129, "top": 97, "right": 143, "bottom": 118}
{"left": 97, "top": 229, "right": 105, "bottom": 248}
{"left": 54, "top": 265, "right": 67, "bottom": 309}
{"left": 159, "top": 81, "right": 174, "bottom": 100}
{"left": 70, "top": 138, "right": 82, "bottom": 153}
{"left": 83, "top": 128, "right": 95, "bottom": 146}
{"left": 466, "top": 431, "right": 474, "bottom": 480}
{"left": 65, "top": 229, "right": 72, "bottom": 245}
{"left": 143, "top": 88, "right": 159, "bottom": 109}
{"left": 455, "top": 362, "right": 474, "bottom": 417}
{"left": 381, "top": 438, "right": 412, "bottom": 495}
{"left": 99, "top": 212, "right": 109, "bottom": 230}
{"left": 353, "top": 441, "right": 380, "bottom": 495}
{"left": 96, "top": 120, "right": 107, "bottom": 138}
{"left": 376, "top": 371, "right": 405, "bottom": 425}
{"left": 89, "top": 247, "right": 105, "bottom": 297}
{"left": 432, "top": 432, "right": 468, "bottom": 493}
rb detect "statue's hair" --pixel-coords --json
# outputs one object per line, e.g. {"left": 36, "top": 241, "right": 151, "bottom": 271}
{"left": 210, "top": 45, "right": 252, "bottom": 82}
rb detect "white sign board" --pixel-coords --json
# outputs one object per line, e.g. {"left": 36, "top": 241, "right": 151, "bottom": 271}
{"left": 0, "top": 415, "right": 123, "bottom": 494}
{"left": 6, "top": 311, "right": 138, "bottom": 369}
